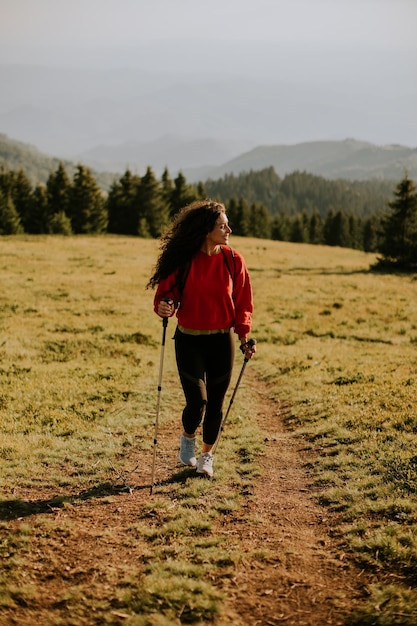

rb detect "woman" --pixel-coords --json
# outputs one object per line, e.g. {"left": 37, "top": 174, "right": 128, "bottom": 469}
{"left": 147, "top": 200, "right": 255, "bottom": 477}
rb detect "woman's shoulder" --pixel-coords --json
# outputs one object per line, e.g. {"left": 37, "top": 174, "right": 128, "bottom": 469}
{"left": 222, "top": 244, "right": 241, "bottom": 257}
{"left": 222, "top": 245, "right": 245, "bottom": 264}
{"left": 221, "top": 246, "right": 249, "bottom": 278}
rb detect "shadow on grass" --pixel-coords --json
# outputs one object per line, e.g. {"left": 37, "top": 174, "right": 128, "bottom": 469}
{"left": 284, "top": 267, "right": 373, "bottom": 276}
{"left": 0, "top": 468, "right": 202, "bottom": 521}
{"left": 285, "top": 265, "right": 417, "bottom": 277}
{"left": 0, "top": 482, "right": 135, "bottom": 521}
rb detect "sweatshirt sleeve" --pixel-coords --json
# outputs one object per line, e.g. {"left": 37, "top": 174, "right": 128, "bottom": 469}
{"left": 153, "top": 273, "right": 180, "bottom": 316}
{"left": 232, "top": 252, "right": 253, "bottom": 339}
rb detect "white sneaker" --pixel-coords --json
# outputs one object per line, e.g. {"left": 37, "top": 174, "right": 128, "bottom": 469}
{"left": 196, "top": 452, "right": 214, "bottom": 477}
{"left": 179, "top": 435, "right": 197, "bottom": 467}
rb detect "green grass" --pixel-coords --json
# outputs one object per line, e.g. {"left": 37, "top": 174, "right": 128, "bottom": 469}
{"left": 249, "top": 241, "right": 417, "bottom": 623}
{"left": 0, "top": 234, "right": 264, "bottom": 623}
{"left": 1, "top": 235, "right": 417, "bottom": 623}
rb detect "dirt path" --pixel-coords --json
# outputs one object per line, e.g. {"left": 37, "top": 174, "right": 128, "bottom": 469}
{"left": 1, "top": 369, "right": 370, "bottom": 626}
{"left": 216, "top": 375, "right": 369, "bottom": 626}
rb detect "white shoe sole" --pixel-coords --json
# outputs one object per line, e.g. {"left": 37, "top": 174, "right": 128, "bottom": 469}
{"left": 179, "top": 454, "right": 197, "bottom": 468}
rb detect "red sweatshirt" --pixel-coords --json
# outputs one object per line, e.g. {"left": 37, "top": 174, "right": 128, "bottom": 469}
{"left": 154, "top": 246, "right": 253, "bottom": 339}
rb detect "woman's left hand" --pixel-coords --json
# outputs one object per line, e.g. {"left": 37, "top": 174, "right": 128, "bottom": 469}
{"left": 240, "top": 339, "right": 256, "bottom": 360}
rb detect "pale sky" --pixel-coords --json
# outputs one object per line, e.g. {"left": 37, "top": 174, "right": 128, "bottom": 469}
{"left": 1, "top": 0, "right": 416, "bottom": 68}
{"left": 0, "top": 0, "right": 416, "bottom": 149}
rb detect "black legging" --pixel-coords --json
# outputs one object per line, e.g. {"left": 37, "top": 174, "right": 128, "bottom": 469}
{"left": 174, "top": 328, "right": 235, "bottom": 446}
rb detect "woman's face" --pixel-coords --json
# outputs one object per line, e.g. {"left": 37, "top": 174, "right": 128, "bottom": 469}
{"left": 206, "top": 212, "right": 232, "bottom": 247}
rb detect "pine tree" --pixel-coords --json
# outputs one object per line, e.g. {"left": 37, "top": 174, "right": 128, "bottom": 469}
{"left": 226, "top": 197, "right": 238, "bottom": 231}
{"left": 48, "top": 211, "right": 73, "bottom": 235}
{"left": 249, "top": 202, "right": 271, "bottom": 239}
{"left": 46, "top": 163, "right": 71, "bottom": 218}
{"left": 349, "top": 215, "right": 363, "bottom": 250}
{"left": 0, "top": 167, "right": 14, "bottom": 197}
{"left": 169, "top": 172, "right": 198, "bottom": 218}
{"left": 68, "top": 165, "right": 108, "bottom": 234}
{"left": 137, "top": 217, "right": 151, "bottom": 238}
{"left": 11, "top": 169, "right": 33, "bottom": 232}
{"left": 196, "top": 181, "right": 207, "bottom": 200}
{"left": 0, "top": 190, "right": 23, "bottom": 235}
{"left": 309, "top": 208, "right": 323, "bottom": 244}
{"left": 271, "top": 212, "right": 291, "bottom": 241}
{"left": 290, "top": 213, "right": 309, "bottom": 243}
{"left": 363, "top": 216, "right": 380, "bottom": 253}
{"left": 136, "top": 167, "right": 169, "bottom": 237}
{"left": 160, "top": 167, "right": 175, "bottom": 205}
{"left": 107, "top": 169, "right": 141, "bottom": 235}
{"left": 228, "top": 197, "right": 251, "bottom": 236}
{"left": 332, "top": 210, "right": 351, "bottom": 248}
{"left": 323, "top": 207, "right": 336, "bottom": 246}
{"left": 378, "top": 174, "right": 417, "bottom": 270}
{"left": 28, "top": 184, "right": 49, "bottom": 234}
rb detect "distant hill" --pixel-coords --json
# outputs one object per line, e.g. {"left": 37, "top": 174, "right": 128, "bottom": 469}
{"left": 78, "top": 137, "right": 417, "bottom": 182}
{"left": 0, "top": 133, "right": 73, "bottom": 182}
{"left": 1, "top": 133, "right": 416, "bottom": 193}
{"left": 184, "top": 139, "right": 417, "bottom": 182}
{"left": 77, "top": 135, "right": 255, "bottom": 177}
{"left": 0, "top": 133, "right": 117, "bottom": 189}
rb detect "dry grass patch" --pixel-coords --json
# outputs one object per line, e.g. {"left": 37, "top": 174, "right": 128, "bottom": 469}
{"left": 1, "top": 235, "right": 417, "bottom": 624}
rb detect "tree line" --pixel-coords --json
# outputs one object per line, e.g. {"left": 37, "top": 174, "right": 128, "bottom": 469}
{"left": 1, "top": 162, "right": 416, "bottom": 270}
{"left": 205, "top": 167, "right": 394, "bottom": 219}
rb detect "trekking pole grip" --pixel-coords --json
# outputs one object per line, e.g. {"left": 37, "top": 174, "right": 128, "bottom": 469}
{"left": 240, "top": 338, "right": 256, "bottom": 362}
{"left": 161, "top": 298, "right": 173, "bottom": 329}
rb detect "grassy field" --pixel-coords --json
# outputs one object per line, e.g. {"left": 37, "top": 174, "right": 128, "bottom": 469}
{"left": 1, "top": 234, "right": 417, "bottom": 625}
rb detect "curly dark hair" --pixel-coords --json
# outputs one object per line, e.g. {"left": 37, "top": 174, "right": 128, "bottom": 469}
{"left": 147, "top": 199, "right": 226, "bottom": 289}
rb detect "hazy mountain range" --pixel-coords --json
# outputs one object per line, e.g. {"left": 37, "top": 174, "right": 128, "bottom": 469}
{"left": 78, "top": 136, "right": 417, "bottom": 182}
{"left": 1, "top": 60, "right": 416, "bottom": 184}
{"left": 2, "top": 132, "right": 416, "bottom": 186}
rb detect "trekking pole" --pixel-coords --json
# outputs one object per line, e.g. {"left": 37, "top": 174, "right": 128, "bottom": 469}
{"left": 211, "top": 338, "right": 256, "bottom": 454}
{"left": 150, "top": 298, "right": 173, "bottom": 495}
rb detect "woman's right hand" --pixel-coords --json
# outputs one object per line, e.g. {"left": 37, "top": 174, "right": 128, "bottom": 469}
{"left": 157, "top": 299, "right": 174, "bottom": 318}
